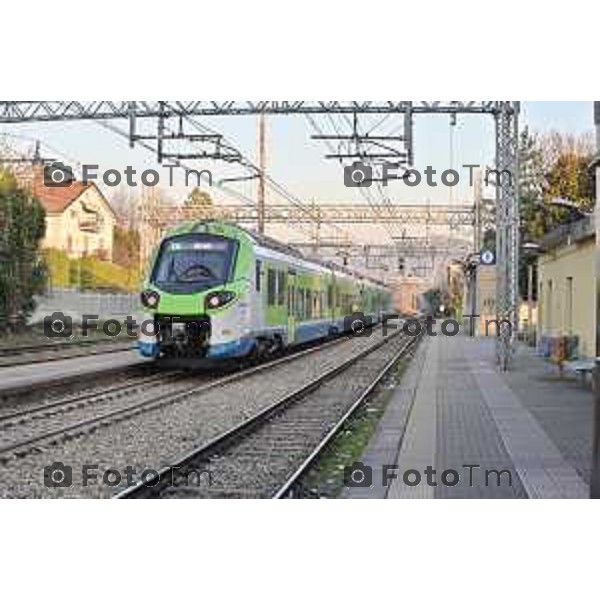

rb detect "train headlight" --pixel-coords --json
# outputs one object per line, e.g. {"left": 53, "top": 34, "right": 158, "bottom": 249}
{"left": 205, "top": 291, "right": 236, "bottom": 310}
{"left": 141, "top": 290, "right": 160, "bottom": 309}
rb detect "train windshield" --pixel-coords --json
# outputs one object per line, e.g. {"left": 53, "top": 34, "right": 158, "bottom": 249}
{"left": 151, "top": 234, "right": 238, "bottom": 293}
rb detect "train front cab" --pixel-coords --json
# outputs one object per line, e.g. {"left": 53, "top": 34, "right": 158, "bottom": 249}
{"left": 137, "top": 225, "right": 256, "bottom": 361}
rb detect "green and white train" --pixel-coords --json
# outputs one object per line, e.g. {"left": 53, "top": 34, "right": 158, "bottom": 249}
{"left": 138, "top": 220, "right": 392, "bottom": 360}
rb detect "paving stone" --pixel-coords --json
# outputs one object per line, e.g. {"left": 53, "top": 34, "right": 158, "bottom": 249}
{"left": 345, "top": 333, "right": 592, "bottom": 499}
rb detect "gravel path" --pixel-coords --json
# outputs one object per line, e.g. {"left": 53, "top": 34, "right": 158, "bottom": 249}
{"left": 0, "top": 333, "right": 388, "bottom": 498}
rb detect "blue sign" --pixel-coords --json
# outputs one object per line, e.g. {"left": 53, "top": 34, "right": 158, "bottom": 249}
{"left": 480, "top": 249, "right": 496, "bottom": 266}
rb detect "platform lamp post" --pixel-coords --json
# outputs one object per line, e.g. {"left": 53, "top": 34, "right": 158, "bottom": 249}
{"left": 591, "top": 102, "right": 600, "bottom": 499}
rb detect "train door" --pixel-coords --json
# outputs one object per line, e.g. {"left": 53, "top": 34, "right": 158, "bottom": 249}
{"left": 328, "top": 272, "right": 336, "bottom": 327}
{"left": 287, "top": 270, "right": 297, "bottom": 344}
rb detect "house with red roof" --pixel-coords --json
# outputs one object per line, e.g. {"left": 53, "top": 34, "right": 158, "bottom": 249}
{"left": 31, "top": 174, "right": 117, "bottom": 260}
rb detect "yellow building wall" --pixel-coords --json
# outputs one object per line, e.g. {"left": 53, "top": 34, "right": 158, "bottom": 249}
{"left": 538, "top": 237, "right": 596, "bottom": 358}
{"left": 41, "top": 187, "right": 116, "bottom": 260}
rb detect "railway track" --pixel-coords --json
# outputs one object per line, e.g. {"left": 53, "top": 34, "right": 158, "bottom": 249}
{"left": 117, "top": 329, "right": 421, "bottom": 499}
{"left": 0, "top": 333, "right": 357, "bottom": 465}
{"left": 0, "top": 337, "right": 133, "bottom": 368}
{"left": 0, "top": 362, "right": 162, "bottom": 409}
{"left": 0, "top": 371, "right": 193, "bottom": 458}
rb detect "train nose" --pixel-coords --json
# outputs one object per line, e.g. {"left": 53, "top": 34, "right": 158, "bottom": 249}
{"left": 157, "top": 315, "right": 212, "bottom": 357}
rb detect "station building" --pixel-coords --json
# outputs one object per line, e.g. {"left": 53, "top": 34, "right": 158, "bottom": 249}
{"left": 536, "top": 215, "right": 596, "bottom": 359}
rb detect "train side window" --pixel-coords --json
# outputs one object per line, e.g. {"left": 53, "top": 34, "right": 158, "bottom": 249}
{"left": 267, "top": 268, "right": 277, "bottom": 306}
{"left": 255, "top": 260, "right": 262, "bottom": 293}
{"left": 278, "top": 271, "right": 287, "bottom": 306}
{"left": 297, "top": 289, "right": 303, "bottom": 319}
{"left": 303, "top": 289, "right": 308, "bottom": 320}
{"left": 288, "top": 283, "right": 295, "bottom": 314}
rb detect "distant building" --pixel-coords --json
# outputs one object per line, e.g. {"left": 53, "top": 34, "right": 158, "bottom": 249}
{"left": 537, "top": 216, "right": 596, "bottom": 358}
{"left": 393, "top": 276, "right": 429, "bottom": 315}
{"left": 31, "top": 175, "right": 117, "bottom": 261}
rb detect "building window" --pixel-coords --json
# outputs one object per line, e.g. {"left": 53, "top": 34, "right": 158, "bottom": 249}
{"left": 538, "top": 279, "right": 543, "bottom": 332}
{"left": 566, "top": 277, "right": 573, "bottom": 334}
{"left": 547, "top": 280, "right": 553, "bottom": 330}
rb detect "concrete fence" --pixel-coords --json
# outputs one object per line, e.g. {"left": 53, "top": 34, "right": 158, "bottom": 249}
{"left": 29, "top": 288, "right": 141, "bottom": 325}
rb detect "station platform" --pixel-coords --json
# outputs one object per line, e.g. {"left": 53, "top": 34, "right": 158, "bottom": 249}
{"left": 0, "top": 349, "right": 145, "bottom": 392}
{"left": 345, "top": 334, "right": 594, "bottom": 499}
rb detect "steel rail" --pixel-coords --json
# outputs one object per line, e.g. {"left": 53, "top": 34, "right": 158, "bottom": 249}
{"left": 0, "top": 333, "right": 355, "bottom": 460}
{"left": 0, "top": 337, "right": 129, "bottom": 357}
{"left": 0, "top": 342, "right": 133, "bottom": 369}
{"left": 116, "top": 328, "right": 416, "bottom": 499}
{"left": 0, "top": 371, "right": 181, "bottom": 425}
{"left": 273, "top": 333, "right": 419, "bottom": 498}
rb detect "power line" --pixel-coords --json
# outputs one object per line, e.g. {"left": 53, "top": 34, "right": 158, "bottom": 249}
{"left": 180, "top": 112, "right": 356, "bottom": 242}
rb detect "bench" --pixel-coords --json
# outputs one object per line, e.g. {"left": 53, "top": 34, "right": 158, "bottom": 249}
{"left": 562, "top": 358, "right": 596, "bottom": 386}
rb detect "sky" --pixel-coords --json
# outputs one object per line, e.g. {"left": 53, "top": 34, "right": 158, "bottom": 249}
{"left": 0, "top": 101, "right": 595, "bottom": 212}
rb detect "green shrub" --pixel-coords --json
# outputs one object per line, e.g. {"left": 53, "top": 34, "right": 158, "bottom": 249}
{"left": 43, "top": 249, "right": 139, "bottom": 292}
{"left": 43, "top": 249, "right": 71, "bottom": 287}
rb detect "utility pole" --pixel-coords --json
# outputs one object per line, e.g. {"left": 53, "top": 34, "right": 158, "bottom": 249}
{"left": 471, "top": 169, "right": 483, "bottom": 336}
{"left": 591, "top": 101, "right": 600, "bottom": 498}
{"left": 257, "top": 112, "right": 266, "bottom": 235}
{"left": 449, "top": 114, "right": 457, "bottom": 205}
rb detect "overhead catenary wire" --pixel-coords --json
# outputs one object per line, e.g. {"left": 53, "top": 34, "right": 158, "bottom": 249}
{"left": 304, "top": 113, "right": 399, "bottom": 243}
{"left": 175, "top": 112, "right": 357, "bottom": 242}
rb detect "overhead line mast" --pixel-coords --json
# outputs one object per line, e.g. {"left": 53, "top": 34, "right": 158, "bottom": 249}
{"left": 258, "top": 112, "right": 266, "bottom": 235}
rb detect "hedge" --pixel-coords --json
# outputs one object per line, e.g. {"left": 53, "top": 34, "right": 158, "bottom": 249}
{"left": 43, "top": 249, "right": 140, "bottom": 292}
